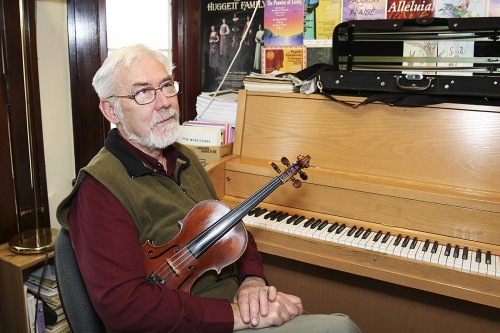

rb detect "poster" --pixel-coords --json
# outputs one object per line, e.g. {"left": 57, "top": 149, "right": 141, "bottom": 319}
{"left": 264, "top": 0, "right": 304, "bottom": 46}
{"left": 262, "top": 46, "right": 307, "bottom": 73}
{"left": 386, "top": 0, "right": 436, "bottom": 19}
{"left": 201, "top": 0, "right": 264, "bottom": 91}
{"left": 435, "top": 0, "right": 487, "bottom": 17}
{"left": 342, "top": 0, "right": 387, "bottom": 21}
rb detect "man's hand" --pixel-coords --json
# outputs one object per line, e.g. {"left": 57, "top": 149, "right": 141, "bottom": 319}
{"left": 232, "top": 276, "right": 303, "bottom": 330}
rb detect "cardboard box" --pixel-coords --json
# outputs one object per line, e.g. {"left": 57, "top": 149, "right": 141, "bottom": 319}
{"left": 186, "top": 143, "right": 233, "bottom": 167}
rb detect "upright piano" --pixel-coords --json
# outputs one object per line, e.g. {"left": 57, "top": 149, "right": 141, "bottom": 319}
{"left": 206, "top": 90, "right": 500, "bottom": 333}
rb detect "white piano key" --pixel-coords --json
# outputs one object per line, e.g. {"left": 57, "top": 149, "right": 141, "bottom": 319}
{"left": 339, "top": 227, "right": 356, "bottom": 245}
{"left": 406, "top": 239, "right": 421, "bottom": 259}
{"left": 461, "top": 248, "right": 472, "bottom": 273}
{"left": 470, "top": 250, "right": 481, "bottom": 273}
{"left": 370, "top": 232, "right": 385, "bottom": 252}
{"left": 495, "top": 255, "right": 500, "bottom": 277}
{"left": 478, "top": 253, "right": 488, "bottom": 275}
{"left": 416, "top": 241, "right": 429, "bottom": 261}
{"left": 383, "top": 236, "right": 397, "bottom": 254}
{"left": 330, "top": 225, "right": 349, "bottom": 244}
{"left": 430, "top": 245, "right": 444, "bottom": 264}
{"left": 358, "top": 230, "right": 375, "bottom": 249}
{"left": 453, "top": 248, "right": 464, "bottom": 270}
{"left": 379, "top": 235, "right": 395, "bottom": 254}
{"left": 486, "top": 252, "right": 496, "bottom": 276}
{"left": 422, "top": 244, "right": 435, "bottom": 263}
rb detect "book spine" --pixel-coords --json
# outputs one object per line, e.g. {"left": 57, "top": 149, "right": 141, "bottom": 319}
{"left": 36, "top": 300, "right": 46, "bottom": 333}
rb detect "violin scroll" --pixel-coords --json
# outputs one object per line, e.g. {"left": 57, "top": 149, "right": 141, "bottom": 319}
{"left": 273, "top": 155, "right": 311, "bottom": 188}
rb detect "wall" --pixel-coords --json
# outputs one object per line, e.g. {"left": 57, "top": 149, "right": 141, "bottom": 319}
{"left": 36, "top": 0, "right": 75, "bottom": 229}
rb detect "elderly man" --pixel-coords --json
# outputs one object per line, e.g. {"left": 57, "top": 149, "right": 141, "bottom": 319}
{"left": 57, "top": 44, "right": 361, "bottom": 333}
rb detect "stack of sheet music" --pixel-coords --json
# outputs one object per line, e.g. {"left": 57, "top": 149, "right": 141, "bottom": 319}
{"left": 195, "top": 90, "right": 238, "bottom": 128}
{"left": 243, "top": 71, "right": 296, "bottom": 93}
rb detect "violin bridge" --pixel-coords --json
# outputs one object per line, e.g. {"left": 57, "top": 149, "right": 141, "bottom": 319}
{"left": 167, "top": 259, "right": 180, "bottom": 276}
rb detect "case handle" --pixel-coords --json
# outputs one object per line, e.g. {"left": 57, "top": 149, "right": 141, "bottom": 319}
{"left": 395, "top": 74, "right": 434, "bottom": 91}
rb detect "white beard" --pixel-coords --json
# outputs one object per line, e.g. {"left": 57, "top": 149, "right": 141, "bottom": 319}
{"left": 122, "top": 107, "right": 180, "bottom": 150}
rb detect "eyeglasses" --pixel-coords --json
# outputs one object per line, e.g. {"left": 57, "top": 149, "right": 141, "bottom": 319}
{"left": 109, "top": 80, "right": 179, "bottom": 105}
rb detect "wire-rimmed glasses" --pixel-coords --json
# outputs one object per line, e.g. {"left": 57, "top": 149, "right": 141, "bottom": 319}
{"left": 108, "top": 80, "right": 179, "bottom": 105}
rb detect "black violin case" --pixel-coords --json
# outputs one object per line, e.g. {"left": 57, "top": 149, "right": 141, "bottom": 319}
{"left": 302, "top": 17, "right": 500, "bottom": 107}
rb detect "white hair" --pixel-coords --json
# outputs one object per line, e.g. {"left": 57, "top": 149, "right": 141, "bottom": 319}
{"left": 92, "top": 44, "right": 174, "bottom": 100}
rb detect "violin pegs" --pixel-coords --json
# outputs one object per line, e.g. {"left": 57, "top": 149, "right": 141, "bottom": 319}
{"left": 292, "top": 179, "right": 302, "bottom": 188}
{"left": 271, "top": 162, "right": 282, "bottom": 174}
{"left": 281, "top": 157, "right": 290, "bottom": 166}
{"left": 299, "top": 170, "right": 308, "bottom": 180}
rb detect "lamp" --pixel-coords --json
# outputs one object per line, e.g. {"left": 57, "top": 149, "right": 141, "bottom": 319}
{"left": 8, "top": 0, "right": 57, "bottom": 254}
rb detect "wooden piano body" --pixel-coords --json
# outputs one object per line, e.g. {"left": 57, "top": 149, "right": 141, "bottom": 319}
{"left": 206, "top": 90, "right": 500, "bottom": 333}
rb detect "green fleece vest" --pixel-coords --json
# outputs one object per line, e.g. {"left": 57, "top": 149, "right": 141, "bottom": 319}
{"left": 57, "top": 143, "right": 238, "bottom": 299}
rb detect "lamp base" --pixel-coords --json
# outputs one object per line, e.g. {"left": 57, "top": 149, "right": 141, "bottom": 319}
{"left": 8, "top": 228, "right": 58, "bottom": 254}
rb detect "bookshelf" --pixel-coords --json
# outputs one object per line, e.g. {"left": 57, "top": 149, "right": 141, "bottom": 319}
{"left": 0, "top": 242, "right": 55, "bottom": 333}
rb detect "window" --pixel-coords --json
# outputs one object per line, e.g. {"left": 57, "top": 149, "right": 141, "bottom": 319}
{"left": 106, "top": 0, "right": 172, "bottom": 56}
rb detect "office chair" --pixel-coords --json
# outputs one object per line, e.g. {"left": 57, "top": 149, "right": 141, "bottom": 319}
{"left": 54, "top": 228, "right": 106, "bottom": 333}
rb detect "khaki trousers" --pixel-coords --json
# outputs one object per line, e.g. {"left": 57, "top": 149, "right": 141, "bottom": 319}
{"left": 238, "top": 313, "right": 361, "bottom": 333}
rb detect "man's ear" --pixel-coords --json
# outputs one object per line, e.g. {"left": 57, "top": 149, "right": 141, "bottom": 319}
{"left": 99, "top": 100, "right": 120, "bottom": 124}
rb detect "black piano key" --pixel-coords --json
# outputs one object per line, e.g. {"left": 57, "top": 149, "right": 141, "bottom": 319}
{"left": 256, "top": 208, "right": 268, "bottom": 217}
{"left": 362, "top": 228, "right": 372, "bottom": 239}
{"left": 347, "top": 226, "right": 357, "bottom": 237}
{"left": 393, "top": 234, "right": 402, "bottom": 246}
{"left": 453, "top": 245, "right": 460, "bottom": 258}
{"left": 381, "top": 232, "right": 391, "bottom": 244}
{"left": 328, "top": 222, "right": 339, "bottom": 233}
{"left": 248, "top": 207, "right": 260, "bottom": 216}
{"left": 318, "top": 220, "right": 329, "bottom": 230}
{"left": 275, "top": 213, "right": 289, "bottom": 222}
{"left": 270, "top": 212, "right": 284, "bottom": 221}
{"left": 311, "top": 219, "right": 322, "bottom": 229}
{"left": 336, "top": 224, "right": 346, "bottom": 234}
{"left": 264, "top": 210, "right": 277, "bottom": 219}
{"left": 422, "top": 239, "right": 430, "bottom": 252}
{"left": 354, "top": 227, "right": 364, "bottom": 238}
{"left": 486, "top": 251, "right": 492, "bottom": 265}
{"left": 475, "top": 249, "right": 482, "bottom": 263}
{"left": 431, "top": 241, "right": 438, "bottom": 253}
{"left": 304, "top": 218, "right": 315, "bottom": 228}
{"left": 293, "top": 216, "right": 306, "bottom": 225}
{"left": 286, "top": 214, "right": 299, "bottom": 224}
{"left": 373, "top": 230, "right": 383, "bottom": 242}
{"left": 402, "top": 236, "right": 410, "bottom": 248}
{"left": 444, "top": 243, "right": 451, "bottom": 256}
{"left": 462, "top": 247, "right": 469, "bottom": 260}
{"left": 410, "top": 237, "right": 418, "bottom": 249}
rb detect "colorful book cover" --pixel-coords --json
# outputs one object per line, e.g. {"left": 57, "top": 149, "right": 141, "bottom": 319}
{"left": 435, "top": 0, "right": 487, "bottom": 17}
{"left": 264, "top": 0, "right": 304, "bottom": 46}
{"left": 262, "top": 46, "right": 307, "bottom": 74}
{"left": 386, "top": 0, "right": 436, "bottom": 19}
{"left": 342, "top": 0, "right": 387, "bottom": 21}
{"left": 490, "top": 0, "right": 500, "bottom": 16}
{"left": 201, "top": 0, "right": 264, "bottom": 92}
{"left": 314, "top": 0, "right": 343, "bottom": 40}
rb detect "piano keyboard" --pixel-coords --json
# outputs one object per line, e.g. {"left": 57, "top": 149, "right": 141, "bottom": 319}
{"left": 243, "top": 207, "right": 500, "bottom": 278}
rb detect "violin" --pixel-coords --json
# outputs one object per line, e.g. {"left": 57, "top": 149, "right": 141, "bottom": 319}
{"left": 142, "top": 155, "right": 311, "bottom": 293}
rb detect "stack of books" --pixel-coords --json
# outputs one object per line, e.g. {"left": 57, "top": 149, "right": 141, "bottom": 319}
{"left": 178, "top": 121, "right": 234, "bottom": 146}
{"left": 24, "top": 264, "right": 70, "bottom": 333}
{"left": 195, "top": 90, "right": 238, "bottom": 128}
{"left": 243, "top": 71, "right": 296, "bottom": 93}
{"left": 177, "top": 121, "right": 234, "bottom": 167}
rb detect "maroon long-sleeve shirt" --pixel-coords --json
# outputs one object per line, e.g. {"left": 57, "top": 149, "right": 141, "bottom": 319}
{"left": 68, "top": 140, "right": 265, "bottom": 333}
